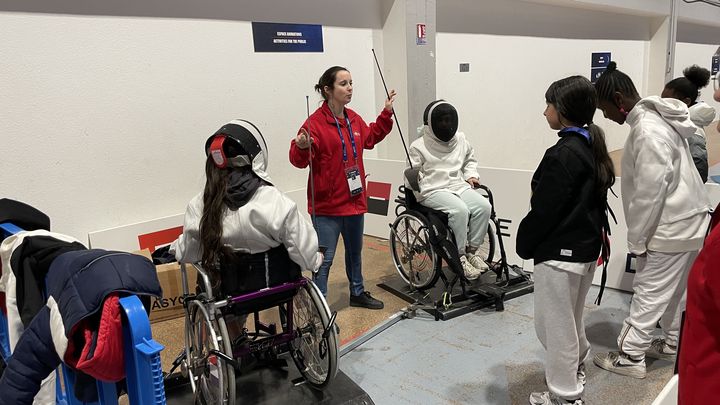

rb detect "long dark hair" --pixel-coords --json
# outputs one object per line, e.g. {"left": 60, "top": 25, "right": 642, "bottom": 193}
{"left": 315, "top": 66, "right": 348, "bottom": 101}
{"left": 545, "top": 75, "right": 615, "bottom": 200}
{"left": 200, "top": 155, "right": 228, "bottom": 273}
{"left": 664, "top": 64, "right": 711, "bottom": 105}
{"left": 594, "top": 61, "right": 639, "bottom": 104}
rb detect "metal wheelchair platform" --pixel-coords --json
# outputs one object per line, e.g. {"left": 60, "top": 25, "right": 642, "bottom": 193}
{"left": 378, "top": 265, "right": 534, "bottom": 321}
{"left": 164, "top": 354, "right": 374, "bottom": 405}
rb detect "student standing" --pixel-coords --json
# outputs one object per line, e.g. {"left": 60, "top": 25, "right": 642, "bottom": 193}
{"left": 289, "top": 66, "right": 396, "bottom": 309}
{"left": 662, "top": 65, "right": 716, "bottom": 182}
{"left": 592, "top": 62, "right": 711, "bottom": 379}
{"left": 517, "top": 76, "right": 615, "bottom": 405}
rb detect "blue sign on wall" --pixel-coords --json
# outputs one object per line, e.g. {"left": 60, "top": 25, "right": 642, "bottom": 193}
{"left": 252, "top": 22, "right": 323, "bottom": 53}
{"left": 591, "top": 52, "right": 611, "bottom": 84}
{"left": 712, "top": 54, "right": 719, "bottom": 75}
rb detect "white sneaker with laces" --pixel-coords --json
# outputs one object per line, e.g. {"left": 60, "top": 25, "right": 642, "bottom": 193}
{"left": 646, "top": 338, "right": 677, "bottom": 361}
{"left": 577, "top": 363, "right": 586, "bottom": 386}
{"left": 529, "top": 391, "right": 583, "bottom": 405}
{"left": 593, "top": 351, "right": 646, "bottom": 379}
{"left": 466, "top": 253, "right": 489, "bottom": 273}
{"left": 460, "top": 256, "right": 481, "bottom": 280}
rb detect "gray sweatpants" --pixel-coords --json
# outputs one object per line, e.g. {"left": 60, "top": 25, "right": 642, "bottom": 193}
{"left": 422, "top": 188, "right": 491, "bottom": 255}
{"left": 534, "top": 261, "right": 595, "bottom": 400}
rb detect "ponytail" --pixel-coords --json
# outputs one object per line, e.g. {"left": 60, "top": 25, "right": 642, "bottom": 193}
{"left": 595, "top": 61, "right": 639, "bottom": 103}
{"left": 200, "top": 156, "right": 228, "bottom": 276}
{"left": 587, "top": 123, "right": 615, "bottom": 200}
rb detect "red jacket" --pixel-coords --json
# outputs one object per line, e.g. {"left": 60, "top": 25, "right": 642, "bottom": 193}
{"left": 678, "top": 222, "right": 720, "bottom": 405}
{"left": 289, "top": 102, "right": 393, "bottom": 216}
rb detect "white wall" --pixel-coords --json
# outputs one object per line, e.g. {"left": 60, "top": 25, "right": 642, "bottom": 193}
{"left": 436, "top": 32, "right": 646, "bottom": 171}
{"left": 0, "top": 12, "right": 382, "bottom": 241}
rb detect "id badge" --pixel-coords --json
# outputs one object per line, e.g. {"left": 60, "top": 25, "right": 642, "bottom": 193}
{"left": 345, "top": 165, "right": 363, "bottom": 196}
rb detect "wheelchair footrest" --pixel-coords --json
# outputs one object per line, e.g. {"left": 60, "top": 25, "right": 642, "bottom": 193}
{"left": 379, "top": 266, "right": 534, "bottom": 321}
{"left": 291, "top": 376, "right": 308, "bottom": 386}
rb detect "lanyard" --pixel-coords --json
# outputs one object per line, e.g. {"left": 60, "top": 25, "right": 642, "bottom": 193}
{"left": 333, "top": 113, "right": 358, "bottom": 163}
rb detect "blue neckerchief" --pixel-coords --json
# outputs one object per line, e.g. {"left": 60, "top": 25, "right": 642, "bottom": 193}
{"left": 332, "top": 112, "right": 358, "bottom": 163}
{"left": 559, "top": 126, "right": 591, "bottom": 144}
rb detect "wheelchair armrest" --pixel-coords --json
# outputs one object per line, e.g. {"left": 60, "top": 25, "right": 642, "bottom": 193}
{"left": 186, "top": 263, "right": 216, "bottom": 300}
{"left": 404, "top": 167, "right": 421, "bottom": 193}
{"left": 477, "top": 184, "right": 494, "bottom": 208}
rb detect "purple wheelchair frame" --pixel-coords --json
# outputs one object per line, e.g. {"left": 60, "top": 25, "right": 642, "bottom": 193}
{"left": 180, "top": 263, "right": 320, "bottom": 363}
{"left": 225, "top": 278, "right": 307, "bottom": 359}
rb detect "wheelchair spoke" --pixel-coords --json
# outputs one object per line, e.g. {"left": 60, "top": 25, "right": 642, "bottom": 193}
{"left": 290, "top": 283, "right": 337, "bottom": 387}
{"left": 391, "top": 213, "right": 438, "bottom": 289}
{"left": 185, "top": 298, "right": 233, "bottom": 405}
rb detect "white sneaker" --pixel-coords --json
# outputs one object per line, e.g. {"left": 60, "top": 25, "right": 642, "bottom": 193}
{"left": 577, "top": 363, "right": 586, "bottom": 386}
{"left": 529, "top": 391, "right": 583, "bottom": 405}
{"left": 466, "top": 253, "right": 489, "bottom": 273}
{"left": 593, "top": 351, "right": 646, "bottom": 379}
{"left": 646, "top": 338, "right": 677, "bottom": 361}
{"left": 460, "top": 256, "right": 481, "bottom": 280}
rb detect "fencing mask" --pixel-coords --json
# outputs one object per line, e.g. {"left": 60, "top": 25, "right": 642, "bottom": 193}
{"left": 423, "top": 100, "right": 458, "bottom": 142}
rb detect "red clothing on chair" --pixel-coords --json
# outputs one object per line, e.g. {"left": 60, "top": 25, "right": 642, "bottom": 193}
{"left": 64, "top": 293, "right": 125, "bottom": 382}
{"left": 678, "top": 223, "right": 720, "bottom": 404}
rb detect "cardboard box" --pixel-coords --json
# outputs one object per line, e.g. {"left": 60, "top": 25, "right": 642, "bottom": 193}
{"left": 135, "top": 250, "right": 197, "bottom": 323}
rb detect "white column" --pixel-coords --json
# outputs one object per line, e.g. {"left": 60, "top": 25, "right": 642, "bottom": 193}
{"left": 644, "top": 0, "right": 678, "bottom": 96}
{"left": 375, "top": 0, "right": 437, "bottom": 161}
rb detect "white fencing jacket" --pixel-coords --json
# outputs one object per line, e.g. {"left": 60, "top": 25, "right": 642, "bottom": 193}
{"left": 621, "top": 96, "right": 711, "bottom": 255}
{"left": 408, "top": 128, "right": 479, "bottom": 202}
{"left": 173, "top": 185, "right": 322, "bottom": 272}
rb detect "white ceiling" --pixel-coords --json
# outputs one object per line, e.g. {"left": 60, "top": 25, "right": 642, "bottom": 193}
{"left": 1, "top": 0, "right": 717, "bottom": 43}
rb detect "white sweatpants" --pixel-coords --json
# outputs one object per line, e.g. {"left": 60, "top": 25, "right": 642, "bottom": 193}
{"left": 534, "top": 262, "right": 595, "bottom": 400}
{"left": 618, "top": 250, "right": 697, "bottom": 359}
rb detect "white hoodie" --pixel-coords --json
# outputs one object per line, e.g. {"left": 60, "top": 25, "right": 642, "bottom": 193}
{"left": 173, "top": 185, "right": 322, "bottom": 272}
{"left": 408, "top": 127, "right": 479, "bottom": 201}
{"left": 686, "top": 102, "right": 716, "bottom": 182}
{"left": 689, "top": 101, "right": 717, "bottom": 138}
{"left": 621, "top": 96, "right": 711, "bottom": 255}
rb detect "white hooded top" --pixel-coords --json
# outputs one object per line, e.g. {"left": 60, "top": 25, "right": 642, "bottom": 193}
{"left": 688, "top": 101, "right": 717, "bottom": 140}
{"left": 621, "top": 96, "right": 711, "bottom": 255}
{"left": 689, "top": 101, "right": 717, "bottom": 129}
{"left": 173, "top": 185, "right": 322, "bottom": 272}
{"left": 408, "top": 127, "right": 479, "bottom": 201}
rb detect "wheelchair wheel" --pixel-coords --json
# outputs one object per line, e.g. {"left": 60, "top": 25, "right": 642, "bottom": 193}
{"left": 475, "top": 221, "right": 496, "bottom": 265}
{"left": 390, "top": 212, "right": 439, "bottom": 290}
{"left": 290, "top": 279, "right": 338, "bottom": 389}
{"left": 185, "top": 297, "right": 235, "bottom": 405}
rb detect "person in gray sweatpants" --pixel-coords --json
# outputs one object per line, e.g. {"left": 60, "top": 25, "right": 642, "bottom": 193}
{"left": 517, "top": 75, "right": 616, "bottom": 405}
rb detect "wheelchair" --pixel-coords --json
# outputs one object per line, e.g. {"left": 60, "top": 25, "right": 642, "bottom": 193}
{"left": 177, "top": 248, "right": 338, "bottom": 405}
{"left": 389, "top": 170, "right": 520, "bottom": 310}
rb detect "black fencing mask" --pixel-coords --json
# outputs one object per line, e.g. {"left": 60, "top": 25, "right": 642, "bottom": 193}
{"left": 423, "top": 100, "right": 458, "bottom": 142}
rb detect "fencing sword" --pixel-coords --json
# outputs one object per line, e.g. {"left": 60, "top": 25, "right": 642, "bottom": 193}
{"left": 371, "top": 48, "right": 413, "bottom": 169}
{"left": 372, "top": 48, "right": 421, "bottom": 194}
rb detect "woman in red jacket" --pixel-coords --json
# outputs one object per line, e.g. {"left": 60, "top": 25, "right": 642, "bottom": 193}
{"left": 289, "top": 65, "right": 396, "bottom": 309}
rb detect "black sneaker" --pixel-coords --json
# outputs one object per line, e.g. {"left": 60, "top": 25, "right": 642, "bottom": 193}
{"left": 349, "top": 291, "right": 384, "bottom": 310}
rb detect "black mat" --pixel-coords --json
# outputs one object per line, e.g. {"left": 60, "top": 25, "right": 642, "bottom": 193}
{"left": 378, "top": 265, "right": 534, "bottom": 320}
{"left": 165, "top": 357, "right": 374, "bottom": 405}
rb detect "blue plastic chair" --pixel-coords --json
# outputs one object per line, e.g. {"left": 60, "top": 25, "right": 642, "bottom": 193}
{"left": 0, "top": 222, "right": 166, "bottom": 405}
